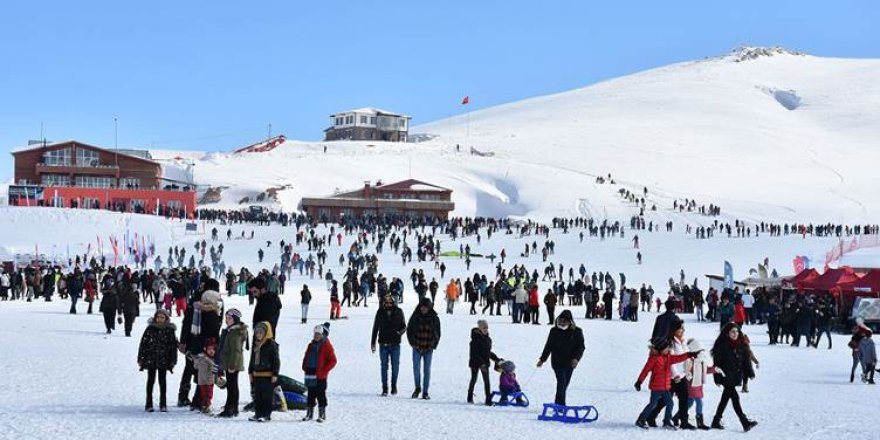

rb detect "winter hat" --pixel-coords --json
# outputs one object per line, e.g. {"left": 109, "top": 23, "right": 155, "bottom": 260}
{"left": 226, "top": 308, "right": 242, "bottom": 323}
{"left": 665, "top": 298, "right": 677, "bottom": 309}
{"left": 501, "top": 360, "right": 516, "bottom": 373}
{"left": 314, "top": 322, "right": 331, "bottom": 337}
{"left": 419, "top": 296, "right": 433, "bottom": 309}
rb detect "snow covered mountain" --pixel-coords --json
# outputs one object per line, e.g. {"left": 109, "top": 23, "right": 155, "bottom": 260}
{"left": 171, "top": 47, "right": 880, "bottom": 223}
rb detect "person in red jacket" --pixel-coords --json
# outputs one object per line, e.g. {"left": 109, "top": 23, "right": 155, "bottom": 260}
{"left": 733, "top": 298, "right": 746, "bottom": 327}
{"left": 528, "top": 285, "right": 541, "bottom": 325}
{"left": 301, "top": 322, "right": 337, "bottom": 422}
{"left": 634, "top": 339, "right": 699, "bottom": 429}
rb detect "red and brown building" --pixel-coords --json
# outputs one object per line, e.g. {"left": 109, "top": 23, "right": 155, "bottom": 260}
{"left": 9, "top": 140, "right": 196, "bottom": 216}
{"left": 300, "top": 179, "right": 454, "bottom": 220}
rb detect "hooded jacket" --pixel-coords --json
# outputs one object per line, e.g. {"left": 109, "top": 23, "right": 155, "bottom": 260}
{"left": 249, "top": 321, "right": 280, "bottom": 378}
{"left": 218, "top": 322, "right": 249, "bottom": 372}
{"left": 539, "top": 310, "right": 585, "bottom": 369}
{"left": 407, "top": 297, "right": 441, "bottom": 351}
{"left": 137, "top": 317, "right": 178, "bottom": 370}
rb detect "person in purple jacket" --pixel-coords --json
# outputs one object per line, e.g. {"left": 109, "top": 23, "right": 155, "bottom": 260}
{"left": 498, "top": 360, "right": 524, "bottom": 405}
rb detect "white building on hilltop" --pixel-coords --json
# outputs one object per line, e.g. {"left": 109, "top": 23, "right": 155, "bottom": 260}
{"left": 324, "top": 107, "right": 411, "bottom": 142}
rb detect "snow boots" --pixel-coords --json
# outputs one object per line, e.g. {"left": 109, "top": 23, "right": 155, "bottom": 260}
{"left": 696, "top": 415, "right": 710, "bottom": 430}
{"left": 741, "top": 418, "right": 758, "bottom": 432}
{"left": 411, "top": 388, "right": 421, "bottom": 399}
{"left": 711, "top": 416, "right": 724, "bottom": 430}
{"left": 317, "top": 406, "right": 326, "bottom": 423}
{"left": 302, "top": 407, "right": 314, "bottom": 421}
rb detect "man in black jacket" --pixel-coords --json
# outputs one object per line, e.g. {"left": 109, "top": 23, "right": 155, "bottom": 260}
{"left": 249, "top": 277, "right": 282, "bottom": 335}
{"left": 651, "top": 298, "right": 682, "bottom": 346}
{"left": 371, "top": 295, "right": 407, "bottom": 396}
{"left": 537, "top": 310, "right": 585, "bottom": 405}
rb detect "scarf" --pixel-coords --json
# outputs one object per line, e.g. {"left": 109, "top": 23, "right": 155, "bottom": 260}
{"left": 304, "top": 340, "right": 324, "bottom": 386}
{"left": 191, "top": 302, "right": 202, "bottom": 336}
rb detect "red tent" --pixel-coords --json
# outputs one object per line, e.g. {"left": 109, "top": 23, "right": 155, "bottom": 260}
{"left": 837, "top": 269, "right": 880, "bottom": 297}
{"left": 783, "top": 268, "right": 819, "bottom": 290}
{"left": 799, "top": 266, "right": 861, "bottom": 293}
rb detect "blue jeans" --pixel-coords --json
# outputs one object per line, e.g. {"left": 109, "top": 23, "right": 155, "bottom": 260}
{"left": 639, "top": 391, "right": 674, "bottom": 423}
{"left": 379, "top": 345, "right": 401, "bottom": 389}
{"left": 412, "top": 349, "right": 433, "bottom": 394}
{"left": 688, "top": 397, "right": 703, "bottom": 415}
{"left": 301, "top": 304, "right": 309, "bottom": 321}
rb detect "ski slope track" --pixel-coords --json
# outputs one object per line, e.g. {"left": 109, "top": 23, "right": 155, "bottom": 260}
{"left": 158, "top": 47, "right": 879, "bottom": 224}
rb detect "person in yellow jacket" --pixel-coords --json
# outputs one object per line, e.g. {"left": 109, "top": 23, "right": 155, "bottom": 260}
{"left": 445, "top": 280, "right": 460, "bottom": 314}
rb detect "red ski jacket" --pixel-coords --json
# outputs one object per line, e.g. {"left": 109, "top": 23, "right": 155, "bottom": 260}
{"left": 637, "top": 351, "right": 690, "bottom": 391}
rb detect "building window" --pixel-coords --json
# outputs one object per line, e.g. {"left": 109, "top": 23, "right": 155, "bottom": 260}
{"left": 41, "top": 174, "right": 70, "bottom": 186}
{"left": 42, "top": 148, "right": 71, "bottom": 166}
{"left": 398, "top": 119, "right": 406, "bottom": 128}
{"left": 167, "top": 200, "right": 183, "bottom": 211}
{"left": 345, "top": 115, "right": 354, "bottom": 124}
{"left": 360, "top": 116, "right": 367, "bottom": 124}
{"left": 83, "top": 197, "right": 101, "bottom": 209}
{"left": 370, "top": 117, "right": 377, "bottom": 124}
{"left": 76, "top": 148, "right": 100, "bottom": 167}
{"left": 120, "top": 177, "right": 141, "bottom": 189}
{"left": 75, "top": 175, "right": 116, "bottom": 188}
{"left": 335, "top": 117, "right": 343, "bottom": 126}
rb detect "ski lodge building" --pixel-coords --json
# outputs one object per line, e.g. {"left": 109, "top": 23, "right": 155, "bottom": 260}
{"left": 9, "top": 140, "right": 196, "bottom": 216}
{"left": 300, "top": 179, "right": 454, "bottom": 221}
{"left": 323, "top": 108, "right": 411, "bottom": 142}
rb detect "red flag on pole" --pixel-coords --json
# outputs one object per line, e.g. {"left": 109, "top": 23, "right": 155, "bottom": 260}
{"left": 461, "top": 96, "right": 469, "bottom": 105}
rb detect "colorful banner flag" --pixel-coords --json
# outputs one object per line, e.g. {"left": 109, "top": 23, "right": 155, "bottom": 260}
{"left": 461, "top": 96, "right": 469, "bottom": 105}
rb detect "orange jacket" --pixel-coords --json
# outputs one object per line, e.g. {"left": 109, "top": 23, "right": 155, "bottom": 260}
{"left": 445, "top": 282, "right": 460, "bottom": 300}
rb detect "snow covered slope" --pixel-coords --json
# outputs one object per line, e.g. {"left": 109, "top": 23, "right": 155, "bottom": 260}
{"left": 173, "top": 47, "right": 880, "bottom": 223}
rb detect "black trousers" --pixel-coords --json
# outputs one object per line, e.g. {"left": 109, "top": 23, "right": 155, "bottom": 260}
{"left": 468, "top": 365, "right": 491, "bottom": 401}
{"left": 307, "top": 379, "right": 328, "bottom": 407}
{"left": 482, "top": 301, "right": 495, "bottom": 315}
{"left": 224, "top": 371, "right": 240, "bottom": 413}
{"left": 714, "top": 384, "right": 746, "bottom": 422}
{"left": 547, "top": 306, "right": 556, "bottom": 324}
{"left": 146, "top": 368, "right": 167, "bottom": 407}
{"left": 768, "top": 321, "right": 780, "bottom": 344}
{"left": 178, "top": 356, "right": 195, "bottom": 402}
{"left": 253, "top": 377, "right": 274, "bottom": 418}
{"left": 124, "top": 313, "right": 136, "bottom": 336}
{"left": 102, "top": 311, "right": 116, "bottom": 332}
{"left": 649, "top": 377, "right": 688, "bottom": 423}
{"left": 604, "top": 301, "right": 613, "bottom": 320}
{"left": 552, "top": 366, "right": 574, "bottom": 405}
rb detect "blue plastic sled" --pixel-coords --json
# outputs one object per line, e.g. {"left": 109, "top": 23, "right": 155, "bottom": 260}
{"left": 489, "top": 391, "right": 530, "bottom": 407}
{"left": 537, "top": 403, "right": 599, "bottom": 424}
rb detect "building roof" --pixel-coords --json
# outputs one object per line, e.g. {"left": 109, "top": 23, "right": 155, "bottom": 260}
{"left": 377, "top": 179, "right": 451, "bottom": 192}
{"left": 329, "top": 107, "right": 411, "bottom": 119}
{"left": 11, "top": 140, "right": 159, "bottom": 165}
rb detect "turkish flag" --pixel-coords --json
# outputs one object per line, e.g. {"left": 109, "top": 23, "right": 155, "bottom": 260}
{"left": 461, "top": 96, "right": 469, "bottom": 105}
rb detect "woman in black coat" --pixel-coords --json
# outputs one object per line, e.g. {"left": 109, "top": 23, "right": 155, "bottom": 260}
{"left": 118, "top": 284, "right": 141, "bottom": 337}
{"left": 137, "top": 309, "right": 178, "bottom": 411}
{"left": 468, "top": 320, "right": 499, "bottom": 405}
{"left": 711, "top": 322, "right": 758, "bottom": 432}
{"left": 537, "top": 310, "right": 585, "bottom": 405}
{"left": 99, "top": 281, "right": 119, "bottom": 334}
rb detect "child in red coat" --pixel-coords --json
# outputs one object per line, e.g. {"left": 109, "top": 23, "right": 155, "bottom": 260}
{"left": 302, "top": 322, "right": 337, "bottom": 422}
{"left": 634, "top": 339, "right": 697, "bottom": 429}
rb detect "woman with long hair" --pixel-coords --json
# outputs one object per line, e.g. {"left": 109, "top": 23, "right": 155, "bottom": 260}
{"left": 710, "top": 322, "right": 758, "bottom": 432}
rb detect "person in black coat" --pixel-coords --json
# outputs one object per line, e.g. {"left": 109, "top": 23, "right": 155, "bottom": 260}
{"left": 118, "top": 283, "right": 141, "bottom": 337}
{"left": 138, "top": 309, "right": 178, "bottom": 411}
{"left": 99, "top": 280, "right": 119, "bottom": 334}
{"left": 651, "top": 298, "right": 682, "bottom": 346}
{"left": 370, "top": 295, "right": 407, "bottom": 395}
{"left": 468, "top": 320, "right": 499, "bottom": 405}
{"left": 537, "top": 310, "right": 585, "bottom": 405}
{"left": 177, "top": 282, "right": 223, "bottom": 409}
{"left": 710, "top": 322, "right": 758, "bottom": 432}
{"left": 249, "top": 277, "right": 282, "bottom": 335}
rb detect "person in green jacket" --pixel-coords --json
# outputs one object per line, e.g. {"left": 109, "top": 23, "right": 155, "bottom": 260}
{"left": 217, "top": 308, "right": 249, "bottom": 418}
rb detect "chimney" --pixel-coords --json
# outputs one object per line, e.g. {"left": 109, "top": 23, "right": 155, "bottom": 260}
{"left": 363, "top": 181, "right": 372, "bottom": 199}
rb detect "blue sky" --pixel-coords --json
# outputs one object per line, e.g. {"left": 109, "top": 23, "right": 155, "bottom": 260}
{"left": 1, "top": 1, "right": 876, "bottom": 179}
